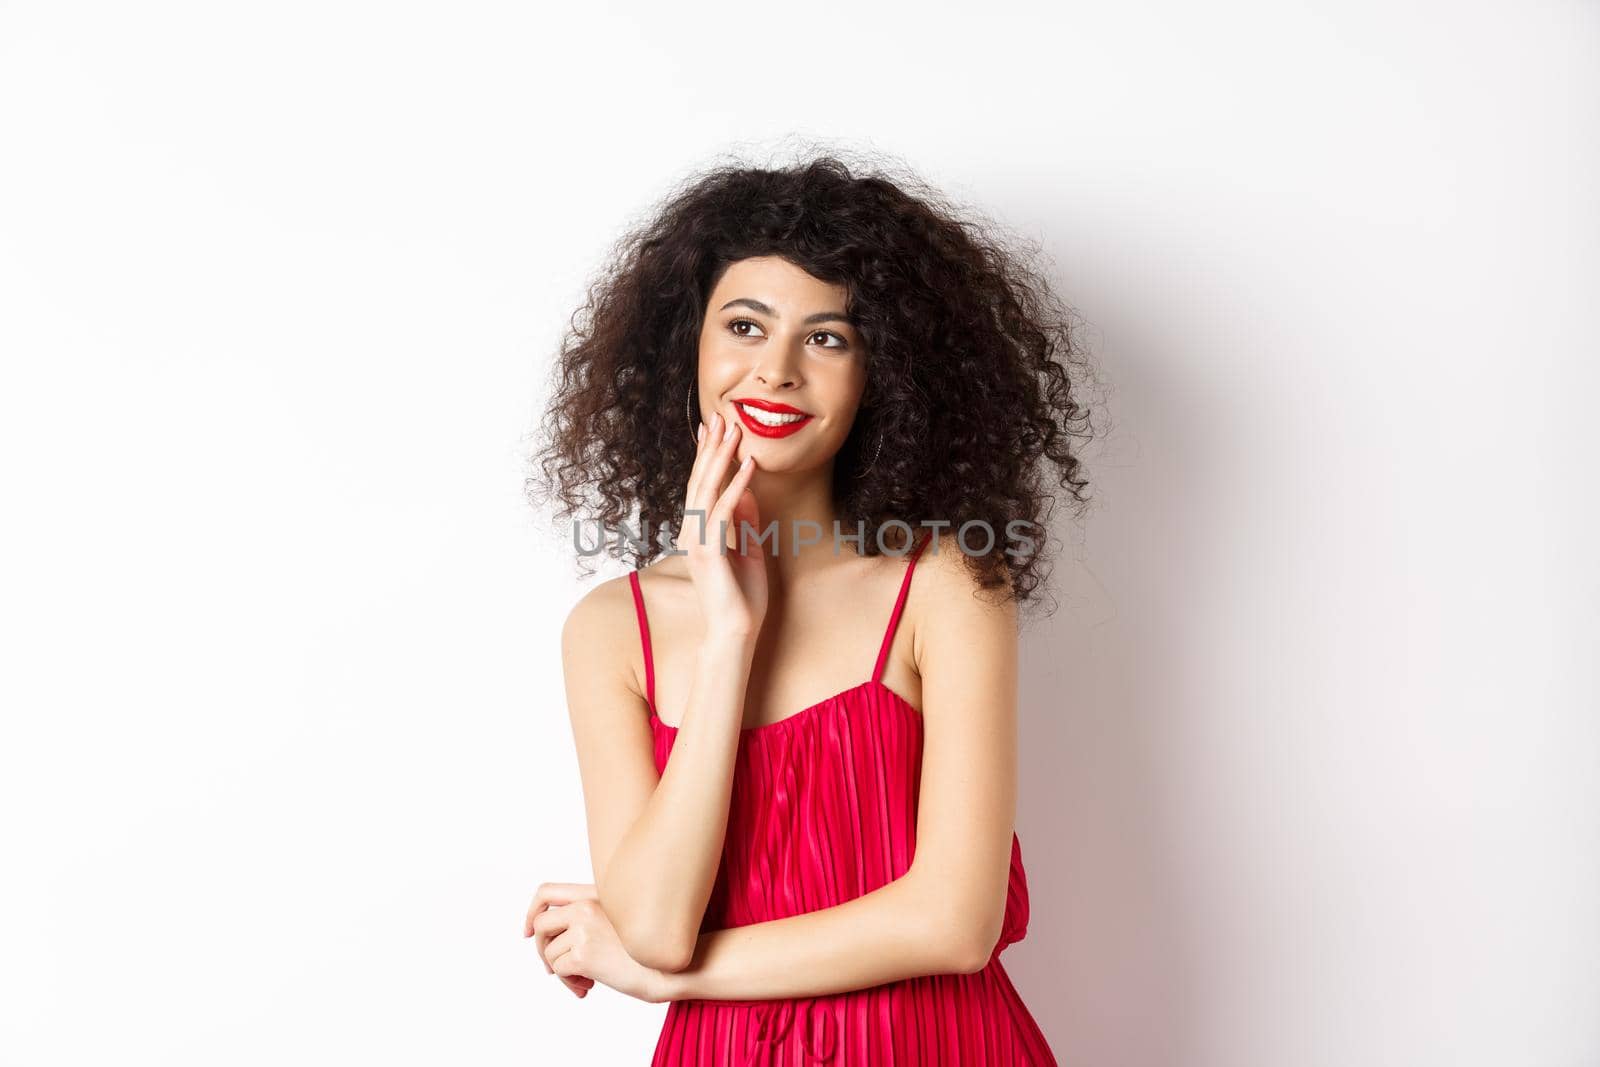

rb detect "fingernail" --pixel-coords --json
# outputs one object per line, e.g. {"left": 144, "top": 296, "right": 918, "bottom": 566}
{"left": 723, "top": 421, "right": 736, "bottom": 442}
{"left": 697, "top": 424, "right": 705, "bottom": 444}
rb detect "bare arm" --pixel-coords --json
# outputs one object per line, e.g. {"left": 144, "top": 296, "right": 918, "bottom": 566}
{"left": 561, "top": 584, "right": 756, "bottom": 973}
{"left": 563, "top": 415, "right": 767, "bottom": 973}
{"left": 655, "top": 536, "right": 1019, "bottom": 1000}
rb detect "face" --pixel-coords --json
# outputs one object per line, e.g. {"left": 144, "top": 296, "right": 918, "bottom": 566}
{"left": 696, "top": 256, "right": 868, "bottom": 474}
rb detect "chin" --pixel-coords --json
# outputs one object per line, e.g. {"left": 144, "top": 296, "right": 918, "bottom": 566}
{"left": 743, "top": 445, "right": 828, "bottom": 474}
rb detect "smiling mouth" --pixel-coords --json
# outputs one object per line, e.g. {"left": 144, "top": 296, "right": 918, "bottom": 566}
{"left": 736, "top": 403, "right": 808, "bottom": 426}
{"left": 732, "top": 399, "right": 814, "bottom": 438}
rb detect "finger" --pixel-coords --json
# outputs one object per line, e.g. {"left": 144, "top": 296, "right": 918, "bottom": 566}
{"left": 552, "top": 950, "right": 587, "bottom": 979}
{"left": 543, "top": 927, "right": 577, "bottom": 972}
{"left": 535, "top": 928, "right": 554, "bottom": 974}
{"left": 560, "top": 974, "right": 593, "bottom": 998}
{"left": 532, "top": 904, "right": 572, "bottom": 939}
{"left": 710, "top": 455, "right": 757, "bottom": 550}
{"left": 733, "top": 482, "right": 761, "bottom": 528}
{"left": 711, "top": 413, "right": 744, "bottom": 491}
{"left": 711, "top": 450, "right": 755, "bottom": 512}
{"left": 525, "top": 884, "right": 574, "bottom": 938}
{"left": 532, "top": 903, "right": 573, "bottom": 975}
{"left": 691, "top": 419, "right": 743, "bottom": 540}
{"left": 524, "top": 901, "right": 547, "bottom": 939}
{"left": 688, "top": 412, "right": 736, "bottom": 518}
{"left": 529, "top": 882, "right": 596, "bottom": 917}
{"left": 685, "top": 409, "right": 722, "bottom": 506}
{"left": 730, "top": 488, "right": 763, "bottom": 557}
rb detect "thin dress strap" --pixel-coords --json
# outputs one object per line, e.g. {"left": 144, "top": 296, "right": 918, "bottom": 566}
{"left": 871, "top": 533, "right": 932, "bottom": 685}
{"left": 627, "top": 570, "right": 655, "bottom": 713}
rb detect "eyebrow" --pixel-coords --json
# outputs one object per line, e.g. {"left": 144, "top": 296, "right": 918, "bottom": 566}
{"left": 718, "top": 297, "right": 854, "bottom": 328}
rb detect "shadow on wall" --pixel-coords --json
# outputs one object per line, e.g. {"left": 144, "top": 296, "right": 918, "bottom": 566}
{"left": 1003, "top": 304, "right": 1220, "bottom": 1067}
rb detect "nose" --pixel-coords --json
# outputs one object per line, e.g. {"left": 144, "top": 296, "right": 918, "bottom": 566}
{"left": 752, "top": 343, "right": 802, "bottom": 390}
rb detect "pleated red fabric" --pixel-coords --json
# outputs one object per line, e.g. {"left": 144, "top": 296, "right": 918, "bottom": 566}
{"left": 627, "top": 536, "right": 1058, "bottom": 1065}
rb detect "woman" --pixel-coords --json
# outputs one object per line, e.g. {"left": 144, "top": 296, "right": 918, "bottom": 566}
{"left": 524, "top": 153, "right": 1094, "bottom": 1064}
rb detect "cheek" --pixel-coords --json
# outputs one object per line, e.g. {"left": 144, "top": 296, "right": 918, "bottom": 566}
{"left": 818, "top": 388, "right": 866, "bottom": 445}
{"left": 831, "top": 368, "right": 869, "bottom": 421}
{"left": 697, "top": 349, "right": 744, "bottom": 391}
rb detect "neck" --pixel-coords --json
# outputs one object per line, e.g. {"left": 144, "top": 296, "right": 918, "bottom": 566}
{"left": 744, "top": 464, "right": 846, "bottom": 580}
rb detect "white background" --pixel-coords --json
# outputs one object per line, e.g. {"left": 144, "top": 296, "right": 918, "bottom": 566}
{"left": 2, "top": 2, "right": 1595, "bottom": 1064}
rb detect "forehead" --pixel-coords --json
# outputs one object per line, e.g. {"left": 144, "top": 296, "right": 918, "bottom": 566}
{"left": 709, "top": 256, "right": 848, "bottom": 306}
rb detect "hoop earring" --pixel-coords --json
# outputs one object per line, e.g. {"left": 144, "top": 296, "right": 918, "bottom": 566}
{"left": 856, "top": 429, "right": 884, "bottom": 478}
{"left": 686, "top": 380, "right": 698, "bottom": 443}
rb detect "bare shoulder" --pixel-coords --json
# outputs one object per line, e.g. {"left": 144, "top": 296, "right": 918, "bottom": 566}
{"left": 913, "top": 531, "right": 1017, "bottom": 617}
{"left": 905, "top": 531, "right": 1017, "bottom": 668}
{"left": 561, "top": 568, "right": 647, "bottom": 706}
{"left": 564, "top": 555, "right": 682, "bottom": 637}
{"left": 562, "top": 570, "right": 625, "bottom": 649}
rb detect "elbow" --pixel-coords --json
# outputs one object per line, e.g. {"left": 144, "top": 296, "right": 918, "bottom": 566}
{"left": 950, "top": 930, "right": 1000, "bottom": 975}
{"left": 940, "top": 905, "right": 1006, "bottom": 976}
{"left": 628, "top": 936, "right": 698, "bottom": 974}
{"left": 612, "top": 914, "right": 699, "bottom": 974}
{"left": 597, "top": 880, "right": 701, "bottom": 973}
{"left": 912, "top": 871, "right": 1007, "bottom": 975}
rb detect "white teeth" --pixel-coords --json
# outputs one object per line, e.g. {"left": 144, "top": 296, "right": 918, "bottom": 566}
{"left": 738, "top": 403, "right": 808, "bottom": 427}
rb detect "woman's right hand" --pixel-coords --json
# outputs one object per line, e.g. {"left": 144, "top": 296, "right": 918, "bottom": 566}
{"left": 676, "top": 410, "right": 768, "bottom": 643}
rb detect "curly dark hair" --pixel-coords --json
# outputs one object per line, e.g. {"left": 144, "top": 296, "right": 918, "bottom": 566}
{"left": 525, "top": 147, "right": 1101, "bottom": 611}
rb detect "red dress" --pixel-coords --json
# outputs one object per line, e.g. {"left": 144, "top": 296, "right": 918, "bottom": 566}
{"left": 626, "top": 535, "right": 1058, "bottom": 1065}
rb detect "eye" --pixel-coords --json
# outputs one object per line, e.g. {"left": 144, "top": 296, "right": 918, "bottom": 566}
{"left": 727, "top": 318, "right": 849, "bottom": 350}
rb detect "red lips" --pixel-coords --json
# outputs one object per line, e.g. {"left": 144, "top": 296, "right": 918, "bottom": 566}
{"left": 731, "top": 397, "right": 814, "bottom": 439}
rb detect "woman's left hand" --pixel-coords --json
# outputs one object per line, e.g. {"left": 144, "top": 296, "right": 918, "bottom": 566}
{"left": 526, "top": 882, "right": 673, "bottom": 1004}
